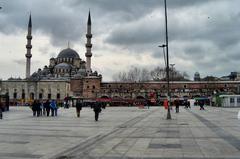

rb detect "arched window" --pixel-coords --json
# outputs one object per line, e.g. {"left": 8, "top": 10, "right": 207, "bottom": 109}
{"left": 30, "top": 93, "right": 34, "bottom": 100}
{"left": 13, "top": 92, "right": 17, "bottom": 99}
{"left": 21, "top": 89, "right": 25, "bottom": 99}
{"left": 22, "top": 93, "right": 25, "bottom": 99}
{"left": 48, "top": 94, "right": 51, "bottom": 99}
{"left": 39, "top": 93, "right": 43, "bottom": 99}
{"left": 57, "top": 93, "right": 60, "bottom": 99}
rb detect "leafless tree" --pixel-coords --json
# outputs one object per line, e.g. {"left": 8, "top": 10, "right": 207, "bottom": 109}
{"left": 113, "top": 66, "right": 189, "bottom": 82}
{"left": 150, "top": 66, "right": 166, "bottom": 81}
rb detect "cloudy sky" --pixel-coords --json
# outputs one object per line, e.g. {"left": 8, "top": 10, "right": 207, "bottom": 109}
{"left": 0, "top": 0, "right": 239, "bottom": 81}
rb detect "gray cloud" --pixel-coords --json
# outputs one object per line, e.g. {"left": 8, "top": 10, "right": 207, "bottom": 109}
{"left": 13, "top": 59, "right": 25, "bottom": 66}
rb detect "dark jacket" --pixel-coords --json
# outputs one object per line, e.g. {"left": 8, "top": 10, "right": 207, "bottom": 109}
{"left": 76, "top": 102, "right": 82, "bottom": 111}
{"left": 44, "top": 101, "right": 50, "bottom": 110}
{"left": 93, "top": 103, "right": 102, "bottom": 113}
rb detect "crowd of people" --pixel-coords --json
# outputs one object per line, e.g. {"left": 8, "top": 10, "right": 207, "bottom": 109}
{"left": 31, "top": 100, "right": 58, "bottom": 117}
{"left": 30, "top": 99, "right": 104, "bottom": 121}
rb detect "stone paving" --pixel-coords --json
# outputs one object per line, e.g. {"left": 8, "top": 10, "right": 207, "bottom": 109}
{"left": 0, "top": 106, "right": 240, "bottom": 159}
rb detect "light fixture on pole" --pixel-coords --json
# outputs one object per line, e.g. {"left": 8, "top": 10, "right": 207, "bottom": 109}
{"left": 158, "top": 44, "right": 167, "bottom": 68}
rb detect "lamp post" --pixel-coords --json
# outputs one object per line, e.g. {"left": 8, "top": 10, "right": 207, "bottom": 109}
{"left": 164, "top": 0, "right": 171, "bottom": 119}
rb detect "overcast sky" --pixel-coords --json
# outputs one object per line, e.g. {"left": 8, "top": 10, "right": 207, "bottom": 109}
{"left": 0, "top": 0, "right": 239, "bottom": 81}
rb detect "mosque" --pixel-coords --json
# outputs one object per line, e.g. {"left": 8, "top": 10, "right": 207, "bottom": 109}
{"left": 0, "top": 11, "right": 101, "bottom": 104}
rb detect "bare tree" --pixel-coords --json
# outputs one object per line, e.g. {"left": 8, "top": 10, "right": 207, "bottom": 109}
{"left": 112, "top": 71, "right": 128, "bottom": 82}
{"left": 140, "top": 68, "right": 151, "bottom": 82}
{"left": 112, "top": 66, "right": 189, "bottom": 82}
{"left": 150, "top": 66, "right": 166, "bottom": 81}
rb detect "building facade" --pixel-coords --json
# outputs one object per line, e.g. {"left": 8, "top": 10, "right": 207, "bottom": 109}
{"left": 70, "top": 79, "right": 240, "bottom": 100}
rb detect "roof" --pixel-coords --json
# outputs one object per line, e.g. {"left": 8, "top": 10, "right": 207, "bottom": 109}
{"left": 57, "top": 48, "right": 80, "bottom": 58}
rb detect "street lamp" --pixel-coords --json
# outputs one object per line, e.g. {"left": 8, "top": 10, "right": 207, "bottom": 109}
{"left": 159, "top": 44, "right": 167, "bottom": 67}
{"left": 164, "top": 0, "right": 171, "bottom": 119}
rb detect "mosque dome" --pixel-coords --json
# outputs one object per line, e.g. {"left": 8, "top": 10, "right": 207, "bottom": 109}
{"left": 57, "top": 48, "right": 80, "bottom": 58}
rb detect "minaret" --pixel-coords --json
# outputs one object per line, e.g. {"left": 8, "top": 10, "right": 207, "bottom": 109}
{"left": 25, "top": 14, "right": 32, "bottom": 79}
{"left": 85, "top": 10, "right": 92, "bottom": 74}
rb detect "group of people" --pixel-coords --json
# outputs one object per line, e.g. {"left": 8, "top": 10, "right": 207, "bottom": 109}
{"left": 30, "top": 98, "right": 104, "bottom": 121}
{"left": 75, "top": 100, "right": 103, "bottom": 121}
{"left": 172, "top": 99, "right": 205, "bottom": 113}
{"left": 31, "top": 100, "right": 58, "bottom": 117}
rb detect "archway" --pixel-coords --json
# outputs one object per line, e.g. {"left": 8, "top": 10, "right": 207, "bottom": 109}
{"left": 30, "top": 93, "right": 34, "bottom": 100}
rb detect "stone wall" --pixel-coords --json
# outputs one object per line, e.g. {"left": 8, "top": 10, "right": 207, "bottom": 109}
{"left": 0, "top": 80, "right": 70, "bottom": 103}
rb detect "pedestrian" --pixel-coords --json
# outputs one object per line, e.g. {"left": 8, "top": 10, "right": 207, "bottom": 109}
{"left": 50, "top": 100, "right": 57, "bottom": 116}
{"left": 199, "top": 100, "right": 205, "bottom": 110}
{"left": 184, "top": 100, "right": 188, "bottom": 109}
{"left": 31, "top": 100, "right": 38, "bottom": 116}
{"left": 175, "top": 99, "right": 180, "bottom": 113}
{"left": 44, "top": 100, "right": 51, "bottom": 116}
{"left": 36, "top": 100, "right": 41, "bottom": 117}
{"left": 42, "top": 100, "right": 46, "bottom": 116}
{"left": 75, "top": 99, "right": 83, "bottom": 117}
{"left": 0, "top": 102, "right": 3, "bottom": 119}
{"left": 163, "top": 99, "right": 168, "bottom": 110}
{"left": 187, "top": 101, "right": 191, "bottom": 109}
{"left": 39, "top": 101, "right": 43, "bottom": 116}
{"left": 93, "top": 102, "right": 102, "bottom": 121}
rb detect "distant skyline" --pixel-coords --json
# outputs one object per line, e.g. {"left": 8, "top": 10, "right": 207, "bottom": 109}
{"left": 0, "top": 0, "right": 239, "bottom": 81}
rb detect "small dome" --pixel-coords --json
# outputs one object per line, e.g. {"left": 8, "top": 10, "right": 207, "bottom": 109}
{"left": 195, "top": 72, "right": 200, "bottom": 75}
{"left": 57, "top": 48, "right": 80, "bottom": 58}
{"left": 54, "top": 63, "right": 72, "bottom": 69}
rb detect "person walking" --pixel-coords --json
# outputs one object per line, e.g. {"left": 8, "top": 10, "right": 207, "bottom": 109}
{"left": 36, "top": 100, "right": 41, "bottom": 117}
{"left": 93, "top": 102, "right": 102, "bottom": 121}
{"left": 75, "top": 99, "right": 83, "bottom": 118}
{"left": 50, "top": 100, "right": 57, "bottom": 116}
{"left": 175, "top": 99, "right": 180, "bottom": 113}
{"left": 41, "top": 100, "right": 46, "bottom": 116}
{"left": 0, "top": 103, "right": 3, "bottom": 119}
{"left": 187, "top": 100, "right": 191, "bottom": 109}
{"left": 199, "top": 100, "right": 205, "bottom": 110}
{"left": 44, "top": 100, "right": 51, "bottom": 116}
{"left": 31, "top": 100, "right": 38, "bottom": 116}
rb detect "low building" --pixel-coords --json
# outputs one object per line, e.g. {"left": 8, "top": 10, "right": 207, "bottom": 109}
{"left": 218, "top": 95, "right": 240, "bottom": 107}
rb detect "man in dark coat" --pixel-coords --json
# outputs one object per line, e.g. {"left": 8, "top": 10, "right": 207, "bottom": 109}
{"left": 76, "top": 100, "right": 83, "bottom": 118}
{"left": 0, "top": 102, "right": 3, "bottom": 119}
{"left": 44, "top": 100, "right": 51, "bottom": 116}
{"left": 93, "top": 102, "right": 102, "bottom": 121}
{"left": 199, "top": 100, "right": 205, "bottom": 110}
{"left": 31, "top": 100, "right": 37, "bottom": 116}
{"left": 36, "top": 100, "right": 41, "bottom": 117}
{"left": 175, "top": 99, "right": 180, "bottom": 113}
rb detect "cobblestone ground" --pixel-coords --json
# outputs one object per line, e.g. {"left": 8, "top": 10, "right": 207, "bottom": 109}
{"left": 0, "top": 106, "right": 240, "bottom": 159}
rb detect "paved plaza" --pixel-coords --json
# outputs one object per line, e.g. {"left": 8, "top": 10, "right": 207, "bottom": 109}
{"left": 0, "top": 106, "right": 240, "bottom": 159}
